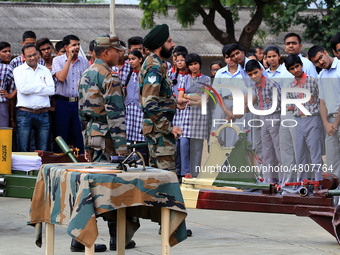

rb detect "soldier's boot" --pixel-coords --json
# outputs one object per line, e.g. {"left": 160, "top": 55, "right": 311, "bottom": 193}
{"left": 108, "top": 221, "right": 136, "bottom": 250}
{"left": 158, "top": 226, "right": 193, "bottom": 237}
{"left": 70, "top": 239, "right": 107, "bottom": 252}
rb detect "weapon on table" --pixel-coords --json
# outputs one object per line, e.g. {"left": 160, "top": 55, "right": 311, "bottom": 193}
{"left": 55, "top": 136, "right": 78, "bottom": 163}
{"left": 112, "top": 142, "right": 146, "bottom": 171}
{"left": 56, "top": 136, "right": 146, "bottom": 171}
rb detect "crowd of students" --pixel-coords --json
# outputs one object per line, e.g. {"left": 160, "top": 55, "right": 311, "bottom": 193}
{"left": 1, "top": 29, "right": 340, "bottom": 193}
{"left": 167, "top": 32, "right": 340, "bottom": 194}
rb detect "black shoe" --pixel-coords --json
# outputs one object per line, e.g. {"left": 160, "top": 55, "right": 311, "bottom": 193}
{"left": 158, "top": 227, "right": 193, "bottom": 237}
{"left": 110, "top": 240, "right": 136, "bottom": 251}
{"left": 70, "top": 239, "right": 107, "bottom": 252}
{"left": 186, "top": 229, "right": 193, "bottom": 237}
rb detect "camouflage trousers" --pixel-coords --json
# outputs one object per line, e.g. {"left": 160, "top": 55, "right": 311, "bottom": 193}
{"left": 87, "top": 132, "right": 140, "bottom": 244}
{"left": 88, "top": 133, "right": 116, "bottom": 162}
{"left": 144, "top": 130, "right": 176, "bottom": 171}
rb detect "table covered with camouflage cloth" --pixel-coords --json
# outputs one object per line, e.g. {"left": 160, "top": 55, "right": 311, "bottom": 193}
{"left": 27, "top": 162, "right": 187, "bottom": 248}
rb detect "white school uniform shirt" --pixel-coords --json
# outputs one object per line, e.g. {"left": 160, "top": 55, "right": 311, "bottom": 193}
{"left": 266, "top": 64, "right": 294, "bottom": 88}
{"left": 318, "top": 57, "right": 340, "bottom": 115}
{"left": 213, "top": 64, "right": 247, "bottom": 97}
{"left": 13, "top": 62, "right": 55, "bottom": 109}
{"left": 298, "top": 54, "right": 318, "bottom": 78}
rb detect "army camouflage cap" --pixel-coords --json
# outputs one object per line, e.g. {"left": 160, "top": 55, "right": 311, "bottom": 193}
{"left": 94, "top": 34, "right": 126, "bottom": 51}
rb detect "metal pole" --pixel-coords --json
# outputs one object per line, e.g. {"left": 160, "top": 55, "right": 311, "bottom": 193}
{"left": 110, "top": 0, "right": 116, "bottom": 34}
{"left": 327, "top": 190, "right": 340, "bottom": 196}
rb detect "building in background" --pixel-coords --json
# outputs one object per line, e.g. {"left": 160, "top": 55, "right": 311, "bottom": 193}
{"left": 0, "top": 2, "right": 314, "bottom": 74}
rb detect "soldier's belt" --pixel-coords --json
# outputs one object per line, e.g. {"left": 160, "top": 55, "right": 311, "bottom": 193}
{"left": 56, "top": 95, "right": 79, "bottom": 103}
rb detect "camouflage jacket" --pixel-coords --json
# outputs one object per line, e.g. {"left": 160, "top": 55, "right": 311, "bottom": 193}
{"left": 78, "top": 58, "right": 127, "bottom": 155}
{"left": 139, "top": 52, "right": 176, "bottom": 135}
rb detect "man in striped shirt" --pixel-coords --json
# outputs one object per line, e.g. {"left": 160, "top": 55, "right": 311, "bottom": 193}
{"left": 52, "top": 34, "right": 89, "bottom": 153}
{"left": 0, "top": 62, "right": 14, "bottom": 127}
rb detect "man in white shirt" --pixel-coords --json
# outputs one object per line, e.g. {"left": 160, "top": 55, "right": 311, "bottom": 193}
{"left": 13, "top": 44, "right": 55, "bottom": 152}
{"left": 284, "top": 33, "right": 318, "bottom": 78}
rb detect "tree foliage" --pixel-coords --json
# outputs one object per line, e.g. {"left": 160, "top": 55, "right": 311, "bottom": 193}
{"left": 266, "top": 0, "right": 340, "bottom": 51}
{"left": 140, "top": 0, "right": 280, "bottom": 49}
{"left": 139, "top": 0, "right": 339, "bottom": 50}
{"left": 140, "top": 0, "right": 283, "bottom": 50}
{"left": 6, "top": 0, "right": 105, "bottom": 3}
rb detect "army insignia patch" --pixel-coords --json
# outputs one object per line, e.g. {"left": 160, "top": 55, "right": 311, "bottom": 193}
{"left": 148, "top": 76, "right": 156, "bottom": 84}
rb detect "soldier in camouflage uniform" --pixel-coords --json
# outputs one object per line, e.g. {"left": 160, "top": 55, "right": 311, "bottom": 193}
{"left": 139, "top": 24, "right": 182, "bottom": 171}
{"left": 77, "top": 34, "right": 137, "bottom": 252}
{"left": 79, "top": 35, "right": 127, "bottom": 162}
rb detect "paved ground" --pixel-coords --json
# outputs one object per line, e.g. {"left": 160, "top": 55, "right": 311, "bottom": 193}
{"left": 0, "top": 197, "right": 340, "bottom": 255}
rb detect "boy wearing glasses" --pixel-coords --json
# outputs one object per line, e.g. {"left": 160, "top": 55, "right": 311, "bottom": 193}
{"left": 308, "top": 45, "right": 340, "bottom": 181}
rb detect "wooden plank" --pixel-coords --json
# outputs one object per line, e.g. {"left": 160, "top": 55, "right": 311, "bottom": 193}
{"left": 85, "top": 244, "right": 94, "bottom": 255}
{"left": 117, "top": 207, "right": 126, "bottom": 255}
{"left": 45, "top": 223, "right": 54, "bottom": 255}
{"left": 161, "top": 207, "right": 170, "bottom": 255}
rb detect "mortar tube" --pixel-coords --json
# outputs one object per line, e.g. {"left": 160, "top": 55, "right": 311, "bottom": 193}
{"left": 55, "top": 136, "right": 78, "bottom": 163}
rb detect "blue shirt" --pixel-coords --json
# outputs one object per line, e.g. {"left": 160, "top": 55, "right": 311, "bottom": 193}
{"left": 168, "top": 70, "right": 190, "bottom": 98}
{"left": 318, "top": 57, "right": 340, "bottom": 114}
{"left": 125, "top": 71, "right": 139, "bottom": 106}
{"left": 213, "top": 64, "right": 247, "bottom": 97}
{"left": 298, "top": 54, "right": 318, "bottom": 78}
{"left": 179, "top": 73, "right": 211, "bottom": 94}
{"left": 266, "top": 64, "right": 294, "bottom": 88}
{"left": 52, "top": 54, "right": 89, "bottom": 97}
